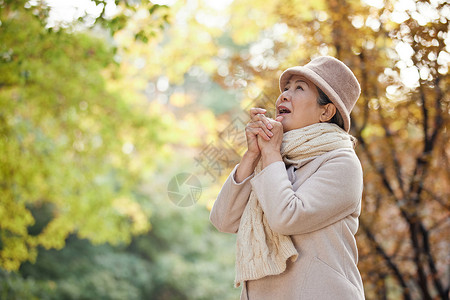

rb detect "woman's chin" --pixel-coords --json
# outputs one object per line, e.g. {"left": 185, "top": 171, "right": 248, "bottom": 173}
{"left": 282, "top": 123, "right": 290, "bottom": 133}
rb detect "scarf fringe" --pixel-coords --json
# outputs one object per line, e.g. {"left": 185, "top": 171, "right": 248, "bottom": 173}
{"left": 234, "top": 239, "right": 298, "bottom": 287}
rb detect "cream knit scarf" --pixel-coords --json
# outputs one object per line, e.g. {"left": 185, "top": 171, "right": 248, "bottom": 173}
{"left": 235, "top": 123, "right": 355, "bottom": 288}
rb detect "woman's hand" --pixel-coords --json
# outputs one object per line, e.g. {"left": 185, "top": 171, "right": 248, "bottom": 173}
{"left": 245, "top": 108, "right": 274, "bottom": 156}
{"left": 257, "top": 116, "right": 284, "bottom": 168}
{"left": 235, "top": 108, "right": 274, "bottom": 183}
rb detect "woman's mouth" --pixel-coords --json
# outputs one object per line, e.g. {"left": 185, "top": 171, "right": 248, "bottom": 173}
{"left": 277, "top": 106, "right": 291, "bottom": 115}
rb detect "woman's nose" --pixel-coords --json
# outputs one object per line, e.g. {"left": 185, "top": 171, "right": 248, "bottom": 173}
{"left": 281, "top": 91, "right": 291, "bottom": 102}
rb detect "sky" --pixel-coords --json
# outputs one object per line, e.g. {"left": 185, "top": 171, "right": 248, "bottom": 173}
{"left": 43, "top": 0, "right": 234, "bottom": 27}
{"left": 43, "top": 0, "right": 117, "bottom": 27}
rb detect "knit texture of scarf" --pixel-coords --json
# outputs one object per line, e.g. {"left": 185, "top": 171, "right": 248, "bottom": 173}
{"left": 234, "top": 122, "right": 355, "bottom": 288}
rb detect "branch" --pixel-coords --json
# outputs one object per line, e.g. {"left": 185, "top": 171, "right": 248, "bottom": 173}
{"left": 360, "top": 220, "right": 412, "bottom": 300}
{"left": 353, "top": 53, "right": 405, "bottom": 210}
{"left": 408, "top": 74, "right": 445, "bottom": 204}
{"left": 356, "top": 51, "right": 371, "bottom": 133}
{"left": 430, "top": 77, "right": 444, "bottom": 149}
{"left": 355, "top": 120, "right": 417, "bottom": 235}
{"left": 418, "top": 221, "right": 449, "bottom": 299}
{"left": 409, "top": 219, "right": 433, "bottom": 300}
{"left": 422, "top": 187, "right": 450, "bottom": 212}
{"left": 428, "top": 214, "right": 450, "bottom": 232}
{"left": 376, "top": 102, "right": 406, "bottom": 198}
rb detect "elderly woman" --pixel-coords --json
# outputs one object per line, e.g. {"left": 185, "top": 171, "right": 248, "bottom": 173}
{"left": 210, "top": 56, "right": 365, "bottom": 299}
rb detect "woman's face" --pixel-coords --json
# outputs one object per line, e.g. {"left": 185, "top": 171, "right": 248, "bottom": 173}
{"left": 276, "top": 75, "right": 323, "bottom": 132}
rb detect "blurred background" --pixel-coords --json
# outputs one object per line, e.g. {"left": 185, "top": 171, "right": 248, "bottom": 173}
{"left": 0, "top": 0, "right": 448, "bottom": 299}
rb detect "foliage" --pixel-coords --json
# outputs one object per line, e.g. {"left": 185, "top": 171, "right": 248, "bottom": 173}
{"left": 1, "top": 0, "right": 171, "bottom": 41}
{"left": 0, "top": 191, "right": 239, "bottom": 300}
{"left": 1, "top": 0, "right": 448, "bottom": 299}
{"left": 0, "top": 3, "right": 169, "bottom": 270}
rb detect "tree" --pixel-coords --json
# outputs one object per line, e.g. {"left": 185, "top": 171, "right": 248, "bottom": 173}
{"left": 352, "top": 2, "right": 449, "bottom": 298}
{"left": 0, "top": 2, "right": 171, "bottom": 270}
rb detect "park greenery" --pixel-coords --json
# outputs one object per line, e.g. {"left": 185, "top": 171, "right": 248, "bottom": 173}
{"left": 0, "top": 0, "right": 448, "bottom": 299}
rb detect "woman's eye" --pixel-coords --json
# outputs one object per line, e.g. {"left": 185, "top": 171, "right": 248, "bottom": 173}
{"left": 284, "top": 87, "right": 289, "bottom": 91}
{"left": 296, "top": 85, "right": 303, "bottom": 90}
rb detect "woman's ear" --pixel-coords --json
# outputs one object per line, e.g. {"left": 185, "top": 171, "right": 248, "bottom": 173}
{"left": 319, "top": 103, "right": 336, "bottom": 122}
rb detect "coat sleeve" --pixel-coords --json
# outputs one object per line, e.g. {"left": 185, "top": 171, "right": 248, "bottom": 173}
{"left": 250, "top": 151, "right": 363, "bottom": 235}
{"left": 209, "top": 164, "right": 254, "bottom": 234}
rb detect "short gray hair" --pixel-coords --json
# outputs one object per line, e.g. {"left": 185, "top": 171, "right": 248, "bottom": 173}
{"left": 316, "top": 88, "right": 345, "bottom": 130}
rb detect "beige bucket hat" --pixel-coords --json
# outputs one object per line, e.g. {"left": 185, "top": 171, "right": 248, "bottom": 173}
{"left": 279, "top": 56, "right": 361, "bottom": 132}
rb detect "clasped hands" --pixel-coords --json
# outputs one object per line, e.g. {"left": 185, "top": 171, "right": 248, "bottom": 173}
{"left": 245, "top": 107, "right": 284, "bottom": 160}
{"left": 234, "top": 107, "right": 284, "bottom": 182}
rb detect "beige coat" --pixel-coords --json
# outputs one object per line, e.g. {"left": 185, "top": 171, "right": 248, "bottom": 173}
{"left": 210, "top": 148, "right": 365, "bottom": 299}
